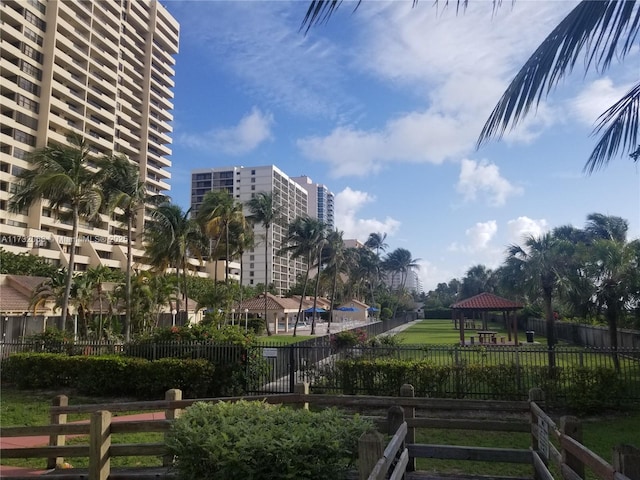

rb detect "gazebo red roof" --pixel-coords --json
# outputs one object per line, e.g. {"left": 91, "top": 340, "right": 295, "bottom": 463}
{"left": 451, "top": 292, "right": 523, "bottom": 310}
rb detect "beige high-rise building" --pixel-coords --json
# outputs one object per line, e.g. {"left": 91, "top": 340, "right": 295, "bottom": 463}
{"left": 191, "top": 165, "right": 309, "bottom": 295}
{"left": 0, "top": 0, "right": 179, "bottom": 272}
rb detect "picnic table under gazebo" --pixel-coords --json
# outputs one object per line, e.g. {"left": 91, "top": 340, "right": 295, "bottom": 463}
{"left": 451, "top": 292, "right": 523, "bottom": 346}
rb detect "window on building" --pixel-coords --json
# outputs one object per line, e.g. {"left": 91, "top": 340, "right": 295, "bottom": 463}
{"left": 23, "top": 27, "right": 44, "bottom": 46}
{"left": 251, "top": 169, "right": 255, "bottom": 175}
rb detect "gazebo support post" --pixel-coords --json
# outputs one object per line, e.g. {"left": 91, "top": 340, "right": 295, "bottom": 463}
{"left": 459, "top": 310, "right": 465, "bottom": 345}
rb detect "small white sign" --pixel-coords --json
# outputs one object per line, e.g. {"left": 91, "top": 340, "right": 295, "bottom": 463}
{"left": 538, "top": 416, "right": 549, "bottom": 460}
{"left": 262, "top": 348, "right": 278, "bottom": 358}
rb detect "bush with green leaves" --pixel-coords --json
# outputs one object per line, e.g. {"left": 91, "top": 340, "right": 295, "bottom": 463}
{"left": 1, "top": 353, "right": 215, "bottom": 399}
{"left": 167, "top": 400, "right": 373, "bottom": 480}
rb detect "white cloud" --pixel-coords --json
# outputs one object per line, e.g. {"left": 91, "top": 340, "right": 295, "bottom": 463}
{"left": 448, "top": 220, "right": 498, "bottom": 253}
{"left": 297, "top": 2, "right": 572, "bottom": 177}
{"left": 507, "top": 216, "right": 550, "bottom": 244}
{"left": 334, "top": 187, "right": 401, "bottom": 241}
{"left": 297, "top": 111, "right": 471, "bottom": 177}
{"left": 456, "top": 159, "right": 523, "bottom": 206}
{"left": 179, "top": 107, "right": 273, "bottom": 155}
{"left": 570, "top": 77, "right": 634, "bottom": 127}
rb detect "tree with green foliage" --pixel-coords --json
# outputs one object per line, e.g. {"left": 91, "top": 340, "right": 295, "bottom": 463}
{"left": 145, "top": 202, "right": 205, "bottom": 318}
{"left": 506, "top": 233, "right": 573, "bottom": 366}
{"left": 246, "top": 192, "right": 284, "bottom": 336}
{"left": 99, "top": 153, "right": 166, "bottom": 341}
{"left": 0, "top": 249, "right": 58, "bottom": 277}
{"left": 9, "top": 135, "right": 104, "bottom": 328}
{"left": 279, "top": 216, "right": 326, "bottom": 336}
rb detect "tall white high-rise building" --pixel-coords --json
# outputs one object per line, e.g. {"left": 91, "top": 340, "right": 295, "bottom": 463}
{"left": 291, "top": 175, "right": 334, "bottom": 230}
{"left": 0, "top": 0, "right": 179, "bottom": 271}
{"left": 191, "top": 165, "right": 308, "bottom": 295}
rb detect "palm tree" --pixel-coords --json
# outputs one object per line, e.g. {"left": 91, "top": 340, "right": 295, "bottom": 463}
{"left": 324, "top": 229, "right": 348, "bottom": 334}
{"left": 246, "top": 192, "right": 283, "bottom": 336}
{"left": 584, "top": 213, "right": 629, "bottom": 243}
{"left": 99, "top": 154, "right": 165, "bottom": 341}
{"left": 460, "top": 265, "right": 494, "bottom": 299}
{"left": 506, "top": 233, "right": 573, "bottom": 367}
{"left": 145, "top": 202, "right": 205, "bottom": 319}
{"left": 302, "top": 1, "right": 640, "bottom": 172}
{"left": 279, "top": 216, "right": 325, "bottom": 336}
{"left": 85, "top": 265, "right": 118, "bottom": 340}
{"left": 586, "top": 238, "right": 640, "bottom": 371}
{"left": 365, "top": 232, "right": 388, "bottom": 258}
{"left": 196, "top": 190, "right": 247, "bottom": 285}
{"left": 9, "top": 135, "right": 104, "bottom": 328}
{"left": 30, "top": 269, "right": 67, "bottom": 317}
{"left": 382, "top": 248, "right": 420, "bottom": 319}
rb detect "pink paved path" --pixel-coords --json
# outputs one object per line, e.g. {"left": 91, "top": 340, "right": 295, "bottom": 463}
{"left": 0, "top": 412, "right": 165, "bottom": 477}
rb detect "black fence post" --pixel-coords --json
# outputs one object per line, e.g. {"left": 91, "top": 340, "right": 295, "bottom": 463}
{"left": 289, "top": 345, "right": 296, "bottom": 393}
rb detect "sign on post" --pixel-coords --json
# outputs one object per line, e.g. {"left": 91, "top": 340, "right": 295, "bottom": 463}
{"left": 262, "top": 347, "right": 278, "bottom": 358}
{"left": 538, "top": 416, "right": 550, "bottom": 460}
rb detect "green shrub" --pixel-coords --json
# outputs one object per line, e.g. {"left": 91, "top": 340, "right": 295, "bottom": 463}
{"left": 1, "top": 354, "right": 215, "bottom": 399}
{"left": 167, "top": 400, "right": 373, "bottom": 480}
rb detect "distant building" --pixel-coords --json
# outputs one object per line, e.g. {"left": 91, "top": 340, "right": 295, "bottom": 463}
{"left": 291, "top": 176, "right": 334, "bottom": 230}
{"left": 344, "top": 239, "right": 365, "bottom": 249}
{"left": 0, "top": 0, "right": 179, "bottom": 272}
{"left": 384, "top": 269, "right": 423, "bottom": 294}
{"left": 191, "top": 165, "right": 309, "bottom": 295}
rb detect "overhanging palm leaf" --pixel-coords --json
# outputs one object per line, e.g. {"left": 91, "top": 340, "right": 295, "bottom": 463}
{"left": 477, "top": 1, "right": 640, "bottom": 169}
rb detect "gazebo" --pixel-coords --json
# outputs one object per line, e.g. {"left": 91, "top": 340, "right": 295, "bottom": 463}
{"left": 451, "top": 292, "right": 523, "bottom": 346}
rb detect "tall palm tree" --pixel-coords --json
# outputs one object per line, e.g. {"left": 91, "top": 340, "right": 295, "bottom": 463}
{"left": 586, "top": 238, "right": 640, "bottom": 371}
{"left": 99, "top": 154, "right": 164, "bottom": 341}
{"left": 506, "top": 233, "right": 573, "bottom": 367}
{"left": 246, "top": 192, "right": 283, "bottom": 336}
{"left": 584, "top": 213, "right": 629, "bottom": 243}
{"left": 324, "top": 229, "right": 347, "bottom": 334}
{"left": 228, "top": 218, "right": 255, "bottom": 311}
{"left": 365, "top": 232, "right": 388, "bottom": 258}
{"left": 460, "top": 264, "right": 494, "bottom": 299}
{"left": 85, "top": 265, "right": 119, "bottom": 340}
{"left": 145, "top": 202, "right": 205, "bottom": 318}
{"left": 279, "top": 216, "right": 325, "bottom": 336}
{"left": 9, "top": 135, "right": 104, "bottom": 328}
{"left": 196, "top": 190, "right": 247, "bottom": 285}
{"left": 302, "top": 1, "right": 640, "bottom": 172}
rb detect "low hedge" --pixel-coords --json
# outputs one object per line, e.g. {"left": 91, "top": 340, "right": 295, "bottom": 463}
{"left": 1, "top": 353, "right": 215, "bottom": 399}
{"left": 315, "top": 358, "right": 629, "bottom": 413}
{"left": 167, "top": 400, "right": 373, "bottom": 480}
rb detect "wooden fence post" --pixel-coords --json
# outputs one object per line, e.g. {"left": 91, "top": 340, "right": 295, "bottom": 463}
{"left": 163, "top": 389, "right": 182, "bottom": 467}
{"left": 388, "top": 405, "right": 405, "bottom": 436}
{"left": 294, "top": 382, "right": 309, "bottom": 410}
{"left": 528, "top": 388, "right": 544, "bottom": 453}
{"left": 358, "top": 431, "right": 384, "bottom": 480}
{"left": 613, "top": 445, "right": 640, "bottom": 480}
{"left": 89, "top": 410, "right": 111, "bottom": 480}
{"left": 47, "top": 394, "right": 68, "bottom": 469}
{"left": 560, "top": 416, "right": 584, "bottom": 480}
{"left": 400, "top": 384, "right": 416, "bottom": 472}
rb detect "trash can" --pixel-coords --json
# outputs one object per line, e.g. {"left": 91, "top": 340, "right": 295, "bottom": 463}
{"left": 525, "top": 331, "right": 535, "bottom": 343}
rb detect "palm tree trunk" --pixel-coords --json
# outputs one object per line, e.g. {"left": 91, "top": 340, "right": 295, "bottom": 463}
{"left": 264, "top": 225, "right": 271, "bottom": 336}
{"left": 61, "top": 205, "right": 79, "bottom": 333}
{"left": 293, "top": 254, "right": 312, "bottom": 337}
{"left": 606, "top": 301, "right": 620, "bottom": 372}
{"left": 328, "top": 266, "right": 339, "bottom": 334}
{"left": 311, "top": 248, "right": 322, "bottom": 335}
{"left": 225, "top": 222, "right": 230, "bottom": 285}
{"left": 543, "top": 288, "right": 556, "bottom": 368}
{"left": 182, "top": 257, "right": 188, "bottom": 324}
{"left": 125, "top": 216, "right": 133, "bottom": 341}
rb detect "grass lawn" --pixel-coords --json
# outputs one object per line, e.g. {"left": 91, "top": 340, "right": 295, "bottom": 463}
{"left": 1, "top": 388, "right": 639, "bottom": 476}
{"left": 258, "top": 335, "right": 314, "bottom": 345}
{"left": 394, "top": 318, "right": 527, "bottom": 345}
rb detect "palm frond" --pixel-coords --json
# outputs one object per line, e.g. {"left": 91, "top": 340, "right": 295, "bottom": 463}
{"left": 585, "top": 81, "right": 640, "bottom": 173}
{"left": 478, "top": 1, "right": 640, "bottom": 151}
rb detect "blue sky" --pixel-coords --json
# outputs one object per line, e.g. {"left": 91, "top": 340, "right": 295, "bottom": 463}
{"left": 162, "top": 1, "right": 640, "bottom": 291}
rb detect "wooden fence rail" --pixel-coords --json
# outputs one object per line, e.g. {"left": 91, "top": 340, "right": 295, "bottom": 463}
{"left": 2, "top": 385, "right": 640, "bottom": 480}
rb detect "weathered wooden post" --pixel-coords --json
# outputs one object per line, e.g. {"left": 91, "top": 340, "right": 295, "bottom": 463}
{"left": 163, "top": 389, "right": 182, "bottom": 467}
{"left": 528, "top": 388, "right": 545, "bottom": 480}
{"left": 400, "top": 384, "right": 416, "bottom": 472}
{"left": 613, "top": 445, "right": 640, "bottom": 480}
{"left": 359, "top": 430, "right": 384, "bottom": 480}
{"left": 294, "top": 382, "right": 310, "bottom": 410}
{"left": 89, "top": 410, "right": 111, "bottom": 480}
{"left": 560, "top": 416, "right": 584, "bottom": 479}
{"left": 47, "top": 394, "right": 68, "bottom": 469}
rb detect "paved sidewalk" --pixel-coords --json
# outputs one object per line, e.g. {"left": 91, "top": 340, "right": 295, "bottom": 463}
{"left": 0, "top": 412, "right": 165, "bottom": 477}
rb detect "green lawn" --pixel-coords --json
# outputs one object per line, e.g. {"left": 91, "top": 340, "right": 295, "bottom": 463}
{"left": 1, "top": 388, "right": 639, "bottom": 476}
{"left": 394, "top": 318, "right": 527, "bottom": 345}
